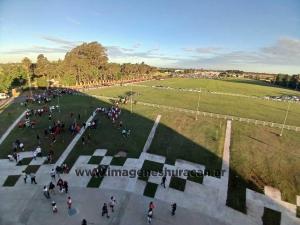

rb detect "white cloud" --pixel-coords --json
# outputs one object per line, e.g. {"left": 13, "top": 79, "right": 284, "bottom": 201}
{"left": 41, "top": 36, "right": 81, "bottom": 47}
{"left": 132, "top": 43, "right": 141, "bottom": 49}
{"left": 173, "top": 37, "right": 300, "bottom": 73}
{"left": 66, "top": 16, "right": 81, "bottom": 25}
{"left": 182, "top": 47, "right": 222, "bottom": 54}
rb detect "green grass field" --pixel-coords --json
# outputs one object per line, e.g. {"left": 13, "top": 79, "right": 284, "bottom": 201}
{"left": 141, "top": 78, "right": 300, "bottom": 97}
{"left": 229, "top": 123, "right": 300, "bottom": 208}
{"left": 64, "top": 102, "right": 225, "bottom": 171}
{"left": 0, "top": 94, "right": 100, "bottom": 161}
{"left": 0, "top": 102, "right": 26, "bottom": 136}
{"left": 85, "top": 84, "right": 300, "bottom": 126}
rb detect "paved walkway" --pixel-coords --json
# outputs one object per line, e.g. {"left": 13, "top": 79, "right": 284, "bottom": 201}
{"left": 142, "top": 114, "right": 161, "bottom": 152}
{"left": 218, "top": 120, "right": 231, "bottom": 204}
{"left": 0, "top": 110, "right": 26, "bottom": 145}
{"left": 0, "top": 186, "right": 229, "bottom": 225}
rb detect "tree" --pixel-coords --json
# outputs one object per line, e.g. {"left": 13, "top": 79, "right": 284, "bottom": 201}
{"left": 0, "top": 42, "right": 156, "bottom": 88}
{"left": 64, "top": 42, "right": 108, "bottom": 85}
{"left": 21, "top": 57, "right": 33, "bottom": 95}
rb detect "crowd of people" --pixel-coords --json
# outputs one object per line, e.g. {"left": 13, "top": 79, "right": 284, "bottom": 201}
{"left": 96, "top": 104, "right": 131, "bottom": 137}
{"left": 24, "top": 88, "right": 77, "bottom": 105}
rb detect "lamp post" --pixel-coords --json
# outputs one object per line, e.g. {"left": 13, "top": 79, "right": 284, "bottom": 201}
{"left": 279, "top": 101, "right": 291, "bottom": 137}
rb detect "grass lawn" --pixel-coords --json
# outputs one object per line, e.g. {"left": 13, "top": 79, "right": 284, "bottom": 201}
{"left": 64, "top": 102, "right": 225, "bottom": 173}
{"left": 0, "top": 102, "right": 27, "bottom": 136}
{"left": 17, "top": 157, "right": 32, "bottom": 166}
{"left": 87, "top": 176, "right": 104, "bottom": 188}
{"left": 149, "top": 109, "right": 225, "bottom": 169}
{"left": 187, "top": 171, "right": 204, "bottom": 184}
{"left": 3, "top": 175, "right": 20, "bottom": 186}
{"left": 141, "top": 78, "right": 300, "bottom": 97}
{"left": 228, "top": 123, "right": 300, "bottom": 212}
{"left": 138, "top": 160, "right": 164, "bottom": 182}
{"left": 87, "top": 165, "right": 108, "bottom": 188}
{"left": 0, "top": 94, "right": 101, "bottom": 162}
{"left": 110, "top": 157, "right": 127, "bottom": 166}
{"left": 63, "top": 104, "right": 157, "bottom": 170}
{"left": 88, "top": 156, "right": 103, "bottom": 164}
{"left": 24, "top": 165, "right": 40, "bottom": 174}
{"left": 86, "top": 83, "right": 300, "bottom": 126}
{"left": 169, "top": 176, "right": 186, "bottom": 191}
{"left": 143, "top": 182, "right": 158, "bottom": 198}
{"left": 262, "top": 207, "right": 281, "bottom": 225}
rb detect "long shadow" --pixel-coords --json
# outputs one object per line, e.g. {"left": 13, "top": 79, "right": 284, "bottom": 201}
{"left": 0, "top": 87, "right": 293, "bottom": 224}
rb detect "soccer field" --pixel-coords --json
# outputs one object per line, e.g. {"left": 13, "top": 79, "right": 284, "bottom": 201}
{"left": 85, "top": 80, "right": 300, "bottom": 126}
{"left": 141, "top": 78, "right": 300, "bottom": 97}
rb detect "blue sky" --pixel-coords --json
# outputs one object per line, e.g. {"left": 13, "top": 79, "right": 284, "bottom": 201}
{"left": 0, "top": 0, "right": 300, "bottom": 74}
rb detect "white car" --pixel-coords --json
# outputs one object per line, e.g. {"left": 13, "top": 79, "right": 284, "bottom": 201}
{"left": 0, "top": 93, "right": 9, "bottom": 99}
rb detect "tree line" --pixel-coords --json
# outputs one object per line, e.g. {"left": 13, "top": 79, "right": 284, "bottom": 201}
{"left": 0, "top": 42, "right": 158, "bottom": 93}
{"left": 274, "top": 74, "right": 300, "bottom": 90}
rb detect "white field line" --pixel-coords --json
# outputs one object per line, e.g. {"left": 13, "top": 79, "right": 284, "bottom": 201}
{"left": 142, "top": 115, "right": 161, "bottom": 153}
{"left": 0, "top": 110, "right": 26, "bottom": 145}
{"left": 54, "top": 111, "right": 97, "bottom": 167}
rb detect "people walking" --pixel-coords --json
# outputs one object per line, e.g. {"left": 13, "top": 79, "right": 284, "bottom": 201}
{"left": 52, "top": 200, "right": 58, "bottom": 213}
{"left": 67, "top": 196, "right": 72, "bottom": 209}
{"left": 63, "top": 180, "right": 69, "bottom": 193}
{"left": 147, "top": 209, "right": 153, "bottom": 224}
{"left": 161, "top": 175, "right": 167, "bottom": 188}
{"left": 148, "top": 201, "right": 155, "bottom": 212}
{"left": 50, "top": 168, "right": 56, "bottom": 181}
{"left": 109, "top": 196, "right": 116, "bottom": 212}
{"left": 81, "top": 219, "right": 87, "bottom": 225}
{"left": 57, "top": 178, "right": 64, "bottom": 192}
{"left": 23, "top": 171, "right": 27, "bottom": 183}
{"left": 171, "top": 203, "right": 177, "bottom": 215}
{"left": 43, "top": 185, "right": 50, "bottom": 199}
{"left": 30, "top": 173, "right": 37, "bottom": 184}
{"left": 102, "top": 203, "right": 110, "bottom": 218}
{"left": 49, "top": 181, "right": 56, "bottom": 194}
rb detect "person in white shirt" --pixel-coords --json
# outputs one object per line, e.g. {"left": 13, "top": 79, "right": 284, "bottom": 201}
{"left": 36, "top": 146, "right": 42, "bottom": 157}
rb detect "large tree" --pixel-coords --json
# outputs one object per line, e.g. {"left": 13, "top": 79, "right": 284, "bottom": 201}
{"left": 64, "top": 42, "right": 108, "bottom": 85}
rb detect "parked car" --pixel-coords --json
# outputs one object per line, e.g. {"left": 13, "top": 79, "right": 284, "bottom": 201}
{"left": 0, "top": 93, "right": 9, "bottom": 99}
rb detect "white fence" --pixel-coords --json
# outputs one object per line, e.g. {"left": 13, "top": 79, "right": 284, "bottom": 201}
{"left": 93, "top": 95, "right": 300, "bottom": 132}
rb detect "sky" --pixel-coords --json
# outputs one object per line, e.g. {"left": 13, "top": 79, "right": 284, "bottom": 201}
{"left": 0, "top": 0, "right": 300, "bottom": 74}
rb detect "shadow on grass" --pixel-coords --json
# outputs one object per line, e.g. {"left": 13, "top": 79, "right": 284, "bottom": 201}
{"left": 60, "top": 90, "right": 251, "bottom": 214}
